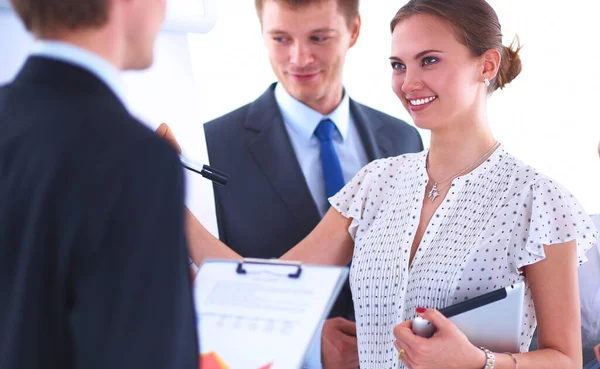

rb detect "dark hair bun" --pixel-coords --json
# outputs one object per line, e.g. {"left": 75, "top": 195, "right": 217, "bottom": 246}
{"left": 495, "top": 36, "right": 522, "bottom": 90}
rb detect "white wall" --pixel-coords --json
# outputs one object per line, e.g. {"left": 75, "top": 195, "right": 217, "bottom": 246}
{"left": 0, "top": 10, "right": 33, "bottom": 82}
{"left": 184, "top": 0, "right": 600, "bottom": 216}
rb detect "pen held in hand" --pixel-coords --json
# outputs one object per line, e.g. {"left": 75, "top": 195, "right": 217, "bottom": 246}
{"left": 179, "top": 155, "right": 229, "bottom": 186}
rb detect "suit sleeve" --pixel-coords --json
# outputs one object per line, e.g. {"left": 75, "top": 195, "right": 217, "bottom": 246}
{"left": 68, "top": 138, "right": 198, "bottom": 369}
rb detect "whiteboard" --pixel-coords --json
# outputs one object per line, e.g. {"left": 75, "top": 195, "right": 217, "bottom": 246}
{"left": 165, "top": 0, "right": 217, "bottom": 34}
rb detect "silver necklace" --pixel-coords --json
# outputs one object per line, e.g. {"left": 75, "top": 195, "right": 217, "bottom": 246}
{"left": 426, "top": 141, "right": 500, "bottom": 203}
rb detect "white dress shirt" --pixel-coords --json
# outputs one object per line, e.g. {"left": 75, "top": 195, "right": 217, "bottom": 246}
{"left": 580, "top": 214, "right": 600, "bottom": 361}
{"left": 275, "top": 83, "right": 369, "bottom": 368}
{"left": 275, "top": 83, "right": 369, "bottom": 217}
{"left": 32, "top": 40, "right": 126, "bottom": 104}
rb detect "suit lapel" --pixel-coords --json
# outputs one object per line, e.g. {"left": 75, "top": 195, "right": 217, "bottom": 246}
{"left": 350, "top": 99, "right": 395, "bottom": 161}
{"left": 244, "top": 84, "right": 322, "bottom": 234}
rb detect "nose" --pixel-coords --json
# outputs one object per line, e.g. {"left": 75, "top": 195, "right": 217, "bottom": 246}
{"left": 400, "top": 68, "right": 424, "bottom": 95}
{"left": 289, "top": 41, "right": 314, "bottom": 67}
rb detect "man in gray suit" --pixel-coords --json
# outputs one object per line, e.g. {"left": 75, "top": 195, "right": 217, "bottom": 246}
{"left": 203, "top": 1, "right": 422, "bottom": 368}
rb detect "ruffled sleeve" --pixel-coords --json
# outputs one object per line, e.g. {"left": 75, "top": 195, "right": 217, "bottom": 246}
{"left": 329, "top": 157, "right": 394, "bottom": 239}
{"left": 508, "top": 178, "right": 599, "bottom": 273}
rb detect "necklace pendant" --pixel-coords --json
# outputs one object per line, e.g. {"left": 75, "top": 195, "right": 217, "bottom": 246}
{"left": 428, "top": 183, "right": 440, "bottom": 202}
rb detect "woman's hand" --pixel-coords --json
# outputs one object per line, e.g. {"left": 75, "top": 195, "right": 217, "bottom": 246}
{"left": 393, "top": 308, "right": 486, "bottom": 369}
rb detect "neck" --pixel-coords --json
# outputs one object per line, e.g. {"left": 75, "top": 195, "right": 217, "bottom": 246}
{"left": 427, "top": 116, "right": 496, "bottom": 183}
{"left": 304, "top": 82, "right": 344, "bottom": 115}
{"left": 38, "top": 26, "right": 124, "bottom": 70}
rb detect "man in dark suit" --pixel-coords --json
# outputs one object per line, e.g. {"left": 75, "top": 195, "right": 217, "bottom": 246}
{"left": 202, "top": 1, "right": 423, "bottom": 368}
{"left": 0, "top": 1, "right": 197, "bottom": 369}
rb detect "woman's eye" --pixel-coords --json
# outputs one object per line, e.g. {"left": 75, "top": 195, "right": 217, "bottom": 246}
{"left": 391, "top": 62, "right": 406, "bottom": 70}
{"left": 311, "top": 36, "right": 328, "bottom": 42}
{"left": 422, "top": 57, "right": 438, "bottom": 66}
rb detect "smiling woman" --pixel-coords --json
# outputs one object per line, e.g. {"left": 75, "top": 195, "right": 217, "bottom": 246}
{"left": 366, "top": 2, "right": 597, "bottom": 368}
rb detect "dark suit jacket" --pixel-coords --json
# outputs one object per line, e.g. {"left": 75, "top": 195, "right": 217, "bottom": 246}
{"left": 0, "top": 57, "right": 198, "bottom": 369}
{"left": 204, "top": 83, "right": 423, "bottom": 319}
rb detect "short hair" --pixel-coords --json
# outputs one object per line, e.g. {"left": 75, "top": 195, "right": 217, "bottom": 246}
{"left": 255, "top": 0, "right": 359, "bottom": 28}
{"left": 9, "top": 0, "right": 109, "bottom": 34}
{"left": 390, "top": 0, "right": 522, "bottom": 92}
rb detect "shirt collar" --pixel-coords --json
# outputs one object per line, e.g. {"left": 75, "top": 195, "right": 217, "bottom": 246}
{"left": 274, "top": 82, "right": 350, "bottom": 141}
{"left": 31, "top": 40, "right": 127, "bottom": 104}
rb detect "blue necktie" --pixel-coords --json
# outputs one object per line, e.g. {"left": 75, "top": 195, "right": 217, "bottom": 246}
{"left": 314, "top": 119, "right": 345, "bottom": 199}
{"left": 316, "top": 119, "right": 354, "bottom": 320}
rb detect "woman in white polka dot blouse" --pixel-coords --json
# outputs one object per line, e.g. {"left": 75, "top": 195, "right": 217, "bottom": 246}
{"left": 187, "top": 0, "right": 599, "bottom": 368}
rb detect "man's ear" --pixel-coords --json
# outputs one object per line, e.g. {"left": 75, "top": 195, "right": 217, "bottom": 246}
{"left": 348, "top": 14, "right": 361, "bottom": 48}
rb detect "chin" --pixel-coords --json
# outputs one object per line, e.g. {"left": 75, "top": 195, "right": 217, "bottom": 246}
{"left": 411, "top": 116, "right": 438, "bottom": 131}
{"left": 125, "top": 53, "right": 154, "bottom": 71}
{"left": 286, "top": 85, "right": 319, "bottom": 103}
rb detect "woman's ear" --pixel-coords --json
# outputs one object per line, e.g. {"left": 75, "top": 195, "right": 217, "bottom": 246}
{"left": 481, "top": 48, "right": 501, "bottom": 82}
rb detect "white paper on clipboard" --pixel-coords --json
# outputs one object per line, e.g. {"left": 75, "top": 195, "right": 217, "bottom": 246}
{"left": 193, "top": 258, "right": 349, "bottom": 369}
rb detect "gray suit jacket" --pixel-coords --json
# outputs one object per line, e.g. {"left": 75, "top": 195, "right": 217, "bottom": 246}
{"left": 204, "top": 83, "right": 423, "bottom": 319}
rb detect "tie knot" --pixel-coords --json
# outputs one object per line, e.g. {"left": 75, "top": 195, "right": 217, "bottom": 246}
{"left": 314, "top": 119, "right": 336, "bottom": 142}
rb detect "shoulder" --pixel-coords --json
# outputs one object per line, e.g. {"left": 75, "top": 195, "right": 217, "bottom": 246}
{"left": 358, "top": 151, "right": 425, "bottom": 186}
{"left": 500, "top": 151, "right": 596, "bottom": 242}
{"left": 351, "top": 100, "right": 419, "bottom": 134}
{"left": 203, "top": 102, "right": 253, "bottom": 137}
{"left": 205, "top": 85, "right": 278, "bottom": 138}
{"left": 500, "top": 153, "right": 569, "bottom": 199}
{"left": 111, "top": 119, "right": 182, "bottom": 179}
{"left": 367, "top": 151, "right": 422, "bottom": 171}
{"left": 73, "top": 114, "right": 181, "bottom": 183}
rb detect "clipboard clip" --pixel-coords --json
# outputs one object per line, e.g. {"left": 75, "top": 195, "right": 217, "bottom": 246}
{"left": 236, "top": 258, "right": 303, "bottom": 279}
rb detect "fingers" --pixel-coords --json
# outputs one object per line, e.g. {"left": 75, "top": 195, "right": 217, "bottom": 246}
{"left": 330, "top": 317, "right": 357, "bottom": 336}
{"left": 340, "top": 336, "right": 358, "bottom": 355}
{"left": 155, "top": 123, "right": 182, "bottom": 154}
{"left": 393, "top": 322, "right": 421, "bottom": 351}
{"left": 417, "top": 308, "right": 451, "bottom": 332}
{"left": 398, "top": 349, "right": 415, "bottom": 369}
{"left": 396, "top": 320, "right": 412, "bottom": 329}
{"left": 321, "top": 321, "right": 359, "bottom": 369}
{"left": 155, "top": 122, "right": 169, "bottom": 137}
{"left": 594, "top": 343, "right": 600, "bottom": 363}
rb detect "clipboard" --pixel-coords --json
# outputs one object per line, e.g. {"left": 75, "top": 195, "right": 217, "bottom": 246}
{"left": 193, "top": 258, "right": 349, "bottom": 369}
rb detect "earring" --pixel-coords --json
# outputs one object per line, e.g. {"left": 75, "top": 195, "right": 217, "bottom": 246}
{"left": 483, "top": 78, "right": 490, "bottom": 87}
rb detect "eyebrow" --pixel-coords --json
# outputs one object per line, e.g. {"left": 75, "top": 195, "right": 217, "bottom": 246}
{"left": 267, "top": 28, "right": 338, "bottom": 35}
{"left": 389, "top": 49, "right": 443, "bottom": 62}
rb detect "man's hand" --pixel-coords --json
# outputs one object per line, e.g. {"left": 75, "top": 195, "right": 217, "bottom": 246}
{"left": 155, "top": 123, "right": 182, "bottom": 154}
{"left": 594, "top": 343, "right": 600, "bottom": 363}
{"left": 321, "top": 317, "right": 359, "bottom": 369}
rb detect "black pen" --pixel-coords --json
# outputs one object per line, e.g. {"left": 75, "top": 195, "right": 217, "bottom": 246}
{"left": 179, "top": 155, "right": 229, "bottom": 186}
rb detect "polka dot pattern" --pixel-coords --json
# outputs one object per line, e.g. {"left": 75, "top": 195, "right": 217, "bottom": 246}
{"left": 330, "top": 145, "right": 598, "bottom": 369}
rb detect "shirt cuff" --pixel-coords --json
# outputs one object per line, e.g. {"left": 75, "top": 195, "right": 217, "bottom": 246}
{"left": 303, "top": 321, "right": 324, "bottom": 369}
